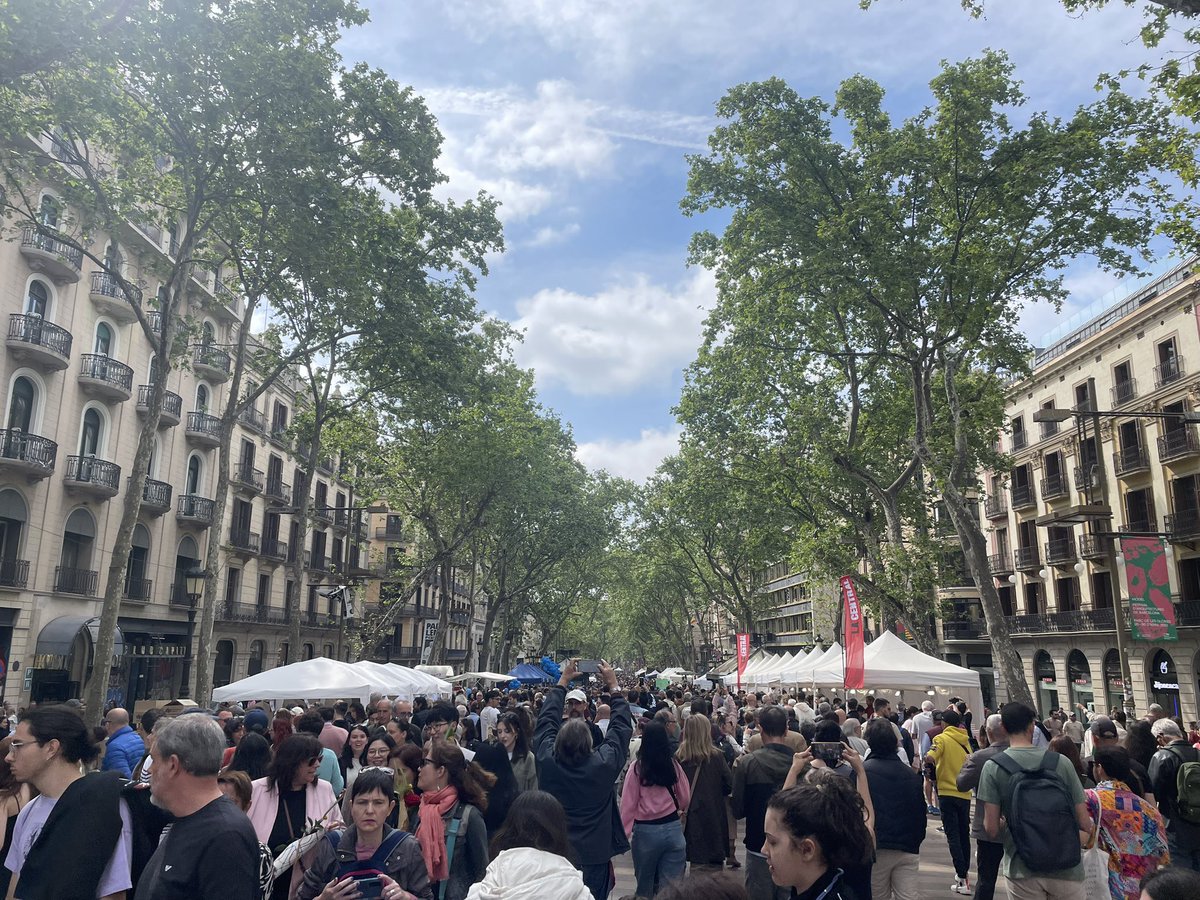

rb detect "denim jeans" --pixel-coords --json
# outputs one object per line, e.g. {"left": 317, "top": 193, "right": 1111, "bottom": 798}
{"left": 940, "top": 796, "right": 972, "bottom": 879}
{"left": 631, "top": 820, "right": 686, "bottom": 897}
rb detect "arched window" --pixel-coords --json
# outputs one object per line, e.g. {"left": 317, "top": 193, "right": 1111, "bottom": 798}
{"left": 25, "top": 281, "right": 48, "bottom": 317}
{"left": 303, "top": 642, "right": 315, "bottom": 661}
{"left": 79, "top": 409, "right": 101, "bottom": 457}
{"left": 7, "top": 377, "right": 35, "bottom": 432}
{"left": 103, "top": 242, "right": 122, "bottom": 274}
{"left": 0, "top": 489, "right": 29, "bottom": 585}
{"left": 94, "top": 322, "right": 113, "bottom": 356}
{"left": 201, "top": 321, "right": 215, "bottom": 347}
{"left": 185, "top": 455, "right": 202, "bottom": 494}
{"left": 39, "top": 195, "right": 59, "bottom": 228}
{"left": 248, "top": 640, "right": 265, "bottom": 676}
{"left": 125, "top": 524, "right": 151, "bottom": 601}
{"left": 195, "top": 384, "right": 209, "bottom": 412}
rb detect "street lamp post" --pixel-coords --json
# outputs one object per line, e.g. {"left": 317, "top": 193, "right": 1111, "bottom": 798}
{"left": 179, "top": 567, "right": 205, "bottom": 699}
{"left": 1032, "top": 386, "right": 1200, "bottom": 718}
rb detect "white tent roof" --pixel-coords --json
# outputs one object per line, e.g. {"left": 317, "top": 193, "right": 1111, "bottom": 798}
{"left": 740, "top": 652, "right": 778, "bottom": 678}
{"left": 753, "top": 651, "right": 795, "bottom": 685}
{"left": 775, "top": 648, "right": 812, "bottom": 682}
{"left": 793, "top": 642, "right": 844, "bottom": 684}
{"left": 658, "top": 667, "right": 694, "bottom": 681}
{"left": 213, "top": 657, "right": 378, "bottom": 704}
{"left": 450, "top": 671, "right": 514, "bottom": 683}
{"left": 350, "top": 661, "right": 427, "bottom": 698}
{"left": 382, "top": 663, "right": 453, "bottom": 697}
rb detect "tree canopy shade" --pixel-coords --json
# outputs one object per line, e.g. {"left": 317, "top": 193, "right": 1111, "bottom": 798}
{"left": 681, "top": 51, "right": 1175, "bottom": 706}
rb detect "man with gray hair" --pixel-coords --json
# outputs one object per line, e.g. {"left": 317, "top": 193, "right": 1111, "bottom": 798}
{"left": 137, "top": 715, "right": 260, "bottom": 899}
{"left": 956, "top": 714, "right": 1008, "bottom": 900}
{"left": 1149, "top": 717, "right": 1200, "bottom": 871}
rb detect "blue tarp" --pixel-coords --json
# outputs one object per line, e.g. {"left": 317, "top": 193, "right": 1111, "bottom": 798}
{"left": 506, "top": 663, "right": 551, "bottom": 684}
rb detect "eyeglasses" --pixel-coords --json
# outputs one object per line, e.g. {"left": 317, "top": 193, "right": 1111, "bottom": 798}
{"left": 419, "top": 758, "right": 435, "bottom": 767}
{"left": 8, "top": 739, "right": 40, "bottom": 751}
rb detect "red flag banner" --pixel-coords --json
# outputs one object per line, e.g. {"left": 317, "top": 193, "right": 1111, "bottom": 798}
{"left": 736, "top": 632, "right": 750, "bottom": 691}
{"left": 1120, "top": 536, "right": 1178, "bottom": 641}
{"left": 841, "top": 575, "right": 865, "bottom": 689}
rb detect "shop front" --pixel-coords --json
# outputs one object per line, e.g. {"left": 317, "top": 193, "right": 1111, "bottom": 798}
{"left": 115, "top": 617, "right": 191, "bottom": 706}
{"left": 30, "top": 615, "right": 124, "bottom": 704}
{"left": 1149, "top": 649, "right": 1181, "bottom": 717}
{"left": 1067, "top": 649, "right": 1094, "bottom": 712}
{"left": 1103, "top": 648, "right": 1126, "bottom": 713}
{"left": 1035, "top": 649, "right": 1059, "bottom": 717}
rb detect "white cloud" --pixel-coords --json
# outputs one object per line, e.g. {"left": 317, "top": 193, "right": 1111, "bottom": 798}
{"left": 525, "top": 222, "right": 581, "bottom": 248}
{"left": 576, "top": 426, "right": 681, "bottom": 483}
{"left": 512, "top": 269, "right": 716, "bottom": 396}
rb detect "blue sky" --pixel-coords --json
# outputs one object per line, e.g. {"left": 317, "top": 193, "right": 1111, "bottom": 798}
{"left": 339, "top": 0, "right": 1185, "bottom": 481}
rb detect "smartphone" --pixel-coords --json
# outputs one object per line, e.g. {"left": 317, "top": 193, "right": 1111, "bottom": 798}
{"left": 353, "top": 876, "right": 383, "bottom": 900}
{"left": 575, "top": 659, "right": 601, "bottom": 674}
{"left": 812, "top": 741, "right": 844, "bottom": 765}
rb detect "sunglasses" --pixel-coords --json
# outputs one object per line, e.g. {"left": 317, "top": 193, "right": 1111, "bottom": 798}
{"left": 419, "top": 757, "right": 436, "bottom": 767}
{"left": 307, "top": 756, "right": 322, "bottom": 765}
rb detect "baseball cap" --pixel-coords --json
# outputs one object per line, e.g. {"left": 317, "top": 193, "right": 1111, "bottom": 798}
{"left": 1090, "top": 718, "right": 1119, "bottom": 739}
{"left": 244, "top": 709, "right": 270, "bottom": 734}
{"left": 565, "top": 689, "right": 587, "bottom": 703}
{"left": 290, "top": 706, "right": 304, "bottom": 715}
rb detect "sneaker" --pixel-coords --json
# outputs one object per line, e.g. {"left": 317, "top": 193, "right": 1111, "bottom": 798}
{"left": 927, "top": 805, "right": 941, "bottom": 816}
{"left": 951, "top": 876, "right": 971, "bottom": 894}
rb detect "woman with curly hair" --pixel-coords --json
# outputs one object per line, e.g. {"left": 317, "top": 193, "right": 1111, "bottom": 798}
{"left": 271, "top": 708, "right": 295, "bottom": 751}
{"left": 763, "top": 779, "right": 873, "bottom": 899}
{"left": 412, "top": 742, "right": 495, "bottom": 900}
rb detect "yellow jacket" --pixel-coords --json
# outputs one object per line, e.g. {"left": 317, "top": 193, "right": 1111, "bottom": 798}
{"left": 928, "top": 726, "right": 972, "bottom": 800}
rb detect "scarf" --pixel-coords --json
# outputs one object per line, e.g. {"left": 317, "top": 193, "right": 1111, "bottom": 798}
{"left": 416, "top": 784, "right": 460, "bottom": 882}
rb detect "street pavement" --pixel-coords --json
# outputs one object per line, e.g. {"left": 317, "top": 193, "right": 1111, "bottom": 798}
{"left": 613, "top": 812, "right": 960, "bottom": 897}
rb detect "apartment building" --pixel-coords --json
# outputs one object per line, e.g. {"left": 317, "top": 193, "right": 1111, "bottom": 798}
{"left": 943, "top": 257, "right": 1200, "bottom": 720}
{"left": 0, "top": 144, "right": 363, "bottom": 707}
{"left": 752, "top": 563, "right": 836, "bottom": 658}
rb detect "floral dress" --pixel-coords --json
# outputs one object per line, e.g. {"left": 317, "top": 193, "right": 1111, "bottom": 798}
{"left": 1085, "top": 780, "right": 1170, "bottom": 899}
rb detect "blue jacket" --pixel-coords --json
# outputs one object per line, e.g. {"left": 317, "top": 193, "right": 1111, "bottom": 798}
{"left": 103, "top": 725, "right": 145, "bottom": 778}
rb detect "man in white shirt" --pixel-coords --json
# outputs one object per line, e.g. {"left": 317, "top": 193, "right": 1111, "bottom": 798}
{"left": 480, "top": 690, "right": 502, "bottom": 740}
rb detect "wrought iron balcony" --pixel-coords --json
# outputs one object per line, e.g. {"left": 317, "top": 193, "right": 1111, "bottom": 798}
{"left": 1113, "top": 444, "right": 1150, "bottom": 477}
{"left": 88, "top": 272, "right": 141, "bottom": 322}
{"left": 232, "top": 463, "right": 264, "bottom": 495}
{"left": 229, "top": 529, "right": 260, "bottom": 557}
{"left": 122, "top": 576, "right": 153, "bottom": 602}
{"left": 1175, "top": 602, "right": 1200, "bottom": 627}
{"left": 148, "top": 310, "right": 162, "bottom": 335}
{"left": 20, "top": 225, "right": 82, "bottom": 282}
{"left": 302, "top": 610, "right": 338, "bottom": 629}
{"left": 215, "top": 280, "right": 236, "bottom": 305}
{"left": 7, "top": 314, "right": 71, "bottom": 370}
{"left": 238, "top": 406, "right": 266, "bottom": 432}
{"left": 1007, "top": 608, "right": 1115, "bottom": 634}
{"left": 1165, "top": 508, "right": 1200, "bottom": 542}
{"left": 376, "top": 523, "right": 412, "bottom": 541}
{"left": 217, "top": 601, "right": 288, "bottom": 625}
{"left": 1039, "top": 420, "right": 1059, "bottom": 440}
{"left": 54, "top": 565, "right": 98, "bottom": 596}
{"left": 136, "top": 385, "right": 182, "bottom": 426}
{"left": 0, "top": 559, "right": 30, "bottom": 589}
{"left": 1040, "top": 471, "right": 1069, "bottom": 501}
{"left": 176, "top": 494, "right": 215, "bottom": 527}
{"left": 1010, "top": 483, "right": 1037, "bottom": 511}
{"left": 1158, "top": 426, "right": 1200, "bottom": 464}
{"left": 185, "top": 411, "right": 221, "bottom": 447}
{"left": 0, "top": 429, "right": 56, "bottom": 478}
{"left": 191, "top": 344, "right": 231, "bottom": 381}
{"left": 1074, "top": 464, "right": 1102, "bottom": 493}
{"left": 1014, "top": 546, "right": 1041, "bottom": 571}
{"left": 1111, "top": 378, "right": 1138, "bottom": 406}
{"left": 64, "top": 456, "right": 121, "bottom": 498}
{"left": 266, "top": 478, "right": 292, "bottom": 506}
{"left": 1124, "top": 516, "right": 1156, "bottom": 535}
{"left": 942, "top": 620, "right": 986, "bottom": 641}
{"left": 333, "top": 508, "right": 352, "bottom": 531}
{"left": 1044, "top": 537, "right": 1077, "bottom": 566}
{"left": 1155, "top": 357, "right": 1184, "bottom": 389}
{"left": 1011, "top": 431, "right": 1028, "bottom": 452}
{"left": 1079, "top": 534, "right": 1110, "bottom": 560}
{"left": 308, "top": 554, "right": 330, "bottom": 573}
{"left": 988, "top": 553, "right": 1014, "bottom": 575}
{"left": 78, "top": 354, "right": 133, "bottom": 402}
{"left": 261, "top": 539, "right": 288, "bottom": 563}
{"left": 139, "top": 477, "right": 172, "bottom": 515}
{"left": 313, "top": 506, "right": 333, "bottom": 525}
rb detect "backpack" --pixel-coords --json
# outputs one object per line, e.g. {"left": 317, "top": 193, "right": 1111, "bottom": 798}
{"left": 328, "top": 828, "right": 409, "bottom": 881}
{"left": 992, "top": 751, "right": 1081, "bottom": 873}
{"left": 1167, "top": 744, "right": 1200, "bottom": 825}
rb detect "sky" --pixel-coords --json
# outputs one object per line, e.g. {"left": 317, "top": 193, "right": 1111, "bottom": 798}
{"left": 338, "top": 0, "right": 1189, "bottom": 483}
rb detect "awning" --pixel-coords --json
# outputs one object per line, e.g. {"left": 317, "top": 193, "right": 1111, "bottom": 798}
{"left": 33, "top": 615, "right": 125, "bottom": 669}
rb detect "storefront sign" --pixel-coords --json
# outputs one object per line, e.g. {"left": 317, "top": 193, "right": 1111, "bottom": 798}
{"left": 1153, "top": 680, "right": 1180, "bottom": 691}
{"left": 1120, "top": 537, "right": 1178, "bottom": 641}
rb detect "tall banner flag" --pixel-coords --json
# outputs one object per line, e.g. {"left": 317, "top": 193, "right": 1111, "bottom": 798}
{"left": 841, "top": 575, "right": 865, "bottom": 689}
{"left": 1120, "top": 537, "right": 1178, "bottom": 641}
{"left": 736, "top": 632, "right": 750, "bottom": 691}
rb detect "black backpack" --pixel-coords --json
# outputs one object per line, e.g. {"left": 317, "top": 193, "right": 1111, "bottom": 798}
{"left": 992, "top": 751, "right": 1081, "bottom": 873}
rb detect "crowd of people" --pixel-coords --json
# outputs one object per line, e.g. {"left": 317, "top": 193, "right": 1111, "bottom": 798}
{"left": 4, "top": 667, "right": 1200, "bottom": 900}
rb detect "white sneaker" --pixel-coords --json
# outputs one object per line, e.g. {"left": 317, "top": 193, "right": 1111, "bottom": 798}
{"left": 950, "top": 876, "right": 971, "bottom": 894}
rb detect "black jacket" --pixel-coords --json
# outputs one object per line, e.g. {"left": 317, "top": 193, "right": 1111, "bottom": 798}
{"left": 863, "top": 755, "right": 926, "bottom": 854}
{"left": 535, "top": 686, "right": 632, "bottom": 866}
{"left": 1149, "top": 740, "right": 1200, "bottom": 847}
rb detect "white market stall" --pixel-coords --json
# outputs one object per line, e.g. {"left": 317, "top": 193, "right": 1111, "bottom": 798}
{"left": 738, "top": 651, "right": 777, "bottom": 685}
{"left": 753, "top": 651, "right": 795, "bottom": 687}
{"left": 775, "top": 647, "right": 813, "bottom": 683}
{"left": 350, "top": 660, "right": 427, "bottom": 698}
{"left": 450, "top": 671, "right": 515, "bottom": 683}
{"left": 213, "top": 657, "right": 378, "bottom": 705}
{"left": 382, "top": 663, "right": 453, "bottom": 698}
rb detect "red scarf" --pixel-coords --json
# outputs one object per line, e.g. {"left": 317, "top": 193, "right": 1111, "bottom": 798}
{"left": 416, "top": 784, "right": 460, "bottom": 882}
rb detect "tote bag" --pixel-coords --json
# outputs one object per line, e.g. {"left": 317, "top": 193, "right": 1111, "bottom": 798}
{"left": 1082, "top": 798, "right": 1114, "bottom": 899}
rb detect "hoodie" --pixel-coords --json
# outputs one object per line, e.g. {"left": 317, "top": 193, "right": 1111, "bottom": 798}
{"left": 464, "top": 848, "right": 593, "bottom": 900}
{"left": 927, "top": 726, "right": 972, "bottom": 800}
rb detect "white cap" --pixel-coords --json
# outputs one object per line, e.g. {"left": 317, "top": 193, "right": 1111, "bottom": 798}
{"left": 291, "top": 706, "right": 304, "bottom": 715}
{"left": 565, "top": 689, "right": 587, "bottom": 703}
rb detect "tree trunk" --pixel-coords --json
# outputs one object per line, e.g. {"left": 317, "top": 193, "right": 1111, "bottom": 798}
{"left": 193, "top": 414, "right": 234, "bottom": 706}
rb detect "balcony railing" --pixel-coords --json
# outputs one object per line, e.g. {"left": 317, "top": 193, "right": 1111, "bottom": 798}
{"left": 122, "top": 576, "right": 153, "bottom": 602}
{"left": 136, "top": 385, "right": 183, "bottom": 422}
{"left": 1175, "top": 602, "right": 1200, "bottom": 627}
{"left": 89, "top": 271, "right": 142, "bottom": 310}
{"left": 65, "top": 455, "right": 121, "bottom": 493}
{"left": 186, "top": 411, "right": 221, "bottom": 440}
{"left": 1040, "top": 472, "right": 1069, "bottom": 501}
{"left": 1166, "top": 508, "right": 1200, "bottom": 542}
{"left": 0, "top": 559, "right": 30, "bottom": 589}
{"left": 238, "top": 407, "right": 266, "bottom": 432}
{"left": 1113, "top": 445, "right": 1150, "bottom": 477}
{"left": 313, "top": 506, "right": 333, "bottom": 525}
{"left": 1010, "top": 483, "right": 1036, "bottom": 510}
{"left": 232, "top": 463, "right": 264, "bottom": 493}
{"left": 1011, "top": 431, "right": 1028, "bottom": 452}
{"left": 333, "top": 508, "right": 351, "bottom": 530}
{"left": 1044, "top": 537, "right": 1077, "bottom": 566}
{"left": 1111, "top": 378, "right": 1138, "bottom": 406}
{"left": 1124, "top": 516, "right": 1156, "bottom": 535}
{"left": 1007, "top": 608, "right": 1115, "bottom": 634}
{"left": 261, "top": 538, "right": 288, "bottom": 562}
{"left": 191, "top": 344, "right": 231, "bottom": 375}
{"left": 302, "top": 610, "right": 338, "bottom": 629}
{"left": 308, "top": 554, "right": 330, "bottom": 572}
{"left": 20, "top": 225, "right": 83, "bottom": 274}
{"left": 215, "top": 280, "right": 235, "bottom": 304}
{"left": 942, "top": 620, "right": 986, "bottom": 641}
{"left": 988, "top": 552, "right": 1014, "bottom": 575}
{"left": 177, "top": 494, "right": 215, "bottom": 525}
{"left": 0, "top": 429, "right": 57, "bottom": 473}
{"left": 1079, "top": 534, "right": 1110, "bottom": 560}
{"left": 8, "top": 313, "right": 72, "bottom": 360}
{"left": 218, "top": 601, "right": 289, "bottom": 625}
{"left": 1158, "top": 426, "right": 1200, "bottom": 464}
{"left": 140, "top": 477, "right": 172, "bottom": 511}
{"left": 79, "top": 354, "right": 133, "bottom": 393}
{"left": 229, "top": 529, "right": 260, "bottom": 554}
{"left": 1155, "top": 357, "right": 1184, "bottom": 388}
{"left": 266, "top": 478, "right": 292, "bottom": 505}
{"left": 1074, "top": 464, "right": 1101, "bottom": 493}
{"left": 1014, "top": 546, "right": 1040, "bottom": 571}
{"left": 54, "top": 565, "right": 98, "bottom": 595}
{"left": 1039, "top": 420, "right": 1059, "bottom": 440}
{"left": 376, "top": 523, "right": 413, "bottom": 540}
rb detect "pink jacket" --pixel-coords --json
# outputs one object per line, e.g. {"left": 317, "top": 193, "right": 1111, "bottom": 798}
{"left": 249, "top": 777, "right": 344, "bottom": 898}
{"left": 620, "top": 759, "right": 691, "bottom": 838}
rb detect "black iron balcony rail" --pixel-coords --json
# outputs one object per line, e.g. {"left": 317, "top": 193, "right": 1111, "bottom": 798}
{"left": 0, "top": 429, "right": 57, "bottom": 471}
{"left": 0, "top": 559, "right": 30, "bottom": 589}
{"left": 1158, "top": 426, "right": 1200, "bottom": 463}
{"left": 1007, "top": 608, "right": 1115, "bottom": 634}
{"left": 89, "top": 271, "right": 142, "bottom": 307}
{"left": 191, "top": 343, "right": 231, "bottom": 374}
{"left": 1113, "top": 444, "right": 1149, "bottom": 477}
{"left": 1166, "top": 508, "right": 1200, "bottom": 541}
{"left": 79, "top": 354, "right": 133, "bottom": 392}
{"left": 1011, "top": 431, "right": 1028, "bottom": 451}
{"left": 262, "top": 538, "right": 288, "bottom": 562}
{"left": 238, "top": 407, "right": 266, "bottom": 432}
{"left": 313, "top": 506, "right": 333, "bottom": 525}
{"left": 1011, "top": 483, "right": 1037, "bottom": 510}
{"left": 218, "top": 601, "right": 289, "bottom": 625}
{"left": 136, "top": 385, "right": 183, "bottom": 420}
{"left": 54, "top": 565, "right": 97, "bottom": 595}
{"left": 186, "top": 411, "right": 221, "bottom": 438}
{"left": 1041, "top": 471, "right": 1069, "bottom": 501}
{"left": 215, "top": 280, "right": 235, "bottom": 304}
{"left": 1014, "top": 546, "right": 1040, "bottom": 570}
{"left": 1175, "top": 602, "right": 1200, "bottom": 627}
{"left": 942, "top": 620, "right": 986, "bottom": 641}
{"left": 66, "top": 455, "right": 121, "bottom": 491}
{"left": 230, "top": 529, "right": 260, "bottom": 553}
{"left": 266, "top": 478, "right": 292, "bottom": 505}
{"left": 988, "top": 552, "right": 1013, "bottom": 575}
{"left": 1111, "top": 378, "right": 1138, "bottom": 406}
{"left": 1045, "top": 537, "right": 1077, "bottom": 566}
{"left": 302, "top": 610, "right": 338, "bottom": 629}
{"left": 1039, "top": 420, "right": 1059, "bottom": 440}
{"left": 984, "top": 495, "right": 1007, "bottom": 519}
{"left": 141, "top": 477, "right": 172, "bottom": 508}
{"left": 177, "top": 494, "right": 215, "bottom": 524}
{"left": 1079, "top": 534, "right": 1110, "bottom": 560}
{"left": 20, "top": 225, "right": 83, "bottom": 269}
{"left": 1074, "top": 464, "right": 1101, "bottom": 493}
{"left": 8, "top": 313, "right": 72, "bottom": 358}
{"left": 1155, "top": 357, "right": 1184, "bottom": 389}
{"left": 122, "top": 576, "right": 152, "bottom": 602}
{"left": 233, "top": 463, "right": 264, "bottom": 492}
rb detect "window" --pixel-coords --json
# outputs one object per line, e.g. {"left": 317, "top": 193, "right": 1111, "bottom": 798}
{"left": 272, "top": 401, "right": 288, "bottom": 435}
{"left": 1157, "top": 338, "right": 1182, "bottom": 386}
{"left": 225, "top": 567, "right": 241, "bottom": 605}
{"left": 94, "top": 322, "right": 113, "bottom": 356}
{"left": 38, "top": 195, "right": 59, "bottom": 228}
{"left": 25, "top": 281, "right": 49, "bottom": 317}
{"left": 195, "top": 384, "right": 209, "bottom": 412}
{"left": 248, "top": 640, "right": 265, "bottom": 676}
{"left": 256, "top": 573, "right": 270, "bottom": 608}
{"left": 1039, "top": 399, "right": 1058, "bottom": 438}
{"left": 1011, "top": 415, "right": 1027, "bottom": 450}
{"left": 1113, "top": 360, "right": 1136, "bottom": 404}
{"left": 7, "top": 377, "right": 35, "bottom": 432}
{"left": 103, "top": 243, "right": 122, "bottom": 275}
{"left": 79, "top": 409, "right": 101, "bottom": 456}
{"left": 1073, "top": 381, "right": 1094, "bottom": 412}
{"left": 1125, "top": 487, "right": 1156, "bottom": 532}
{"left": 201, "top": 321, "right": 215, "bottom": 347}
{"left": 186, "top": 455, "right": 202, "bottom": 494}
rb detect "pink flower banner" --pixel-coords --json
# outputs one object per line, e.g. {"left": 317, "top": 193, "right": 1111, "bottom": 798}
{"left": 1120, "top": 536, "right": 1178, "bottom": 641}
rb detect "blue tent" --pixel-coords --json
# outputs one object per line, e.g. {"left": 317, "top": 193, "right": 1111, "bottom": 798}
{"left": 507, "top": 663, "right": 551, "bottom": 684}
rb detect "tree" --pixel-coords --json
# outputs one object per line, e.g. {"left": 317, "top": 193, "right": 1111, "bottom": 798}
{"left": 682, "top": 53, "right": 1172, "bottom": 706}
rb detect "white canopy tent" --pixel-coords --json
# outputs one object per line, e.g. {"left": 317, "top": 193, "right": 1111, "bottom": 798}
{"left": 775, "top": 647, "right": 813, "bottom": 683}
{"left": 450, "top": 671, "right": 514, "bottom": 683}
{"left": 350, "top": 661, "right": 427, "bottom": 698}
{"left": 657, "top": 667, "right": 694, "bottom": 683}
{"left": 739, "top": 651, "right": 778, "bottom": 683}
{"left": 381, "top": 663, "right": 453, "bottom": 697}
{"left": 789, "top": 642, "right": 843, "bottom": 685}
{"left": 213, "top": 657, "right": 378, "bottom": 704}
{"left": 753, "top": 651, "right": 794, "bottom": 686}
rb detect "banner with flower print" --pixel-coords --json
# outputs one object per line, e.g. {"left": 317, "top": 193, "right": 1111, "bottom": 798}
{"left": 1120, "top": 536, "right": 1177, "bottom": 641}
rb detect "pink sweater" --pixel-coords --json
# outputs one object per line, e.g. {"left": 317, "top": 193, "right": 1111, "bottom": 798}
{"left": 620, "top": 759, "right": 691, "bottom": 837}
